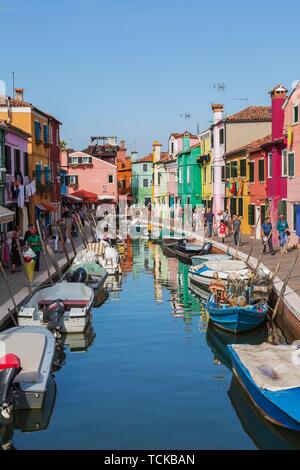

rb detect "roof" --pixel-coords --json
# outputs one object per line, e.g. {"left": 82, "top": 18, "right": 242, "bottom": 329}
{"left": 0, "top": 97, "right": 62, "bottom": 124}
{"left": 133, "top": 154, "right": 153, "bottom": 164}
{"left": 169, "top": 131, "right": 198, "bottom": 139}
{"left": 225, "top": 106, "right": 272, "bottom": 123}
{"left": 225, "top": 134, "right": 272, "bottom": 158}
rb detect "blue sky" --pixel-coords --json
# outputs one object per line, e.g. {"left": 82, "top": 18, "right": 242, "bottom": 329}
{"left": 1, "top": 0, "right": 299, "bottom": 154}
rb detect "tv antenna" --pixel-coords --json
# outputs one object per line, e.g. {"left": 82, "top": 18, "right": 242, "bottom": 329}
{"left": 214, "top": 82, "right": 225, "bottom": 92}
{"left": 235, "top": 97, "right": 248, "bottom": 108}
{"left": 180, "top": 112, "right": 191, "bottom": 131}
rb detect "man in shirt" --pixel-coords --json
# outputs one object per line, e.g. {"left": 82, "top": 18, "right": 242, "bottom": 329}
{"left": 261, "top": 217, "right": 275, "bottom": 255}
{"left": 204, "top": 208, "right": 214, "bottom": 237}
{"left": 27, "top": 226, "right": 42, "bottom": 271}
{"left": 232, "top": 215, "right": 241, "bottom": 246}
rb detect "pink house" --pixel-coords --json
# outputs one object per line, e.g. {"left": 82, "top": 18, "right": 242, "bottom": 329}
{"left": 263, "top": 85, "right": 288, "bottom": 243}
{"left": 283, "top": 81, "right": 300, "bottom": 243}
{"left": 67, "top": 151, "right": 117, "bottom": 202}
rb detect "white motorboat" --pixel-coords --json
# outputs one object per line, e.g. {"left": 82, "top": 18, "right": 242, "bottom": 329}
{"left": 188, "top": 259, "right": 251, "bottom": 291}
{"left": 74, "top": 242, "right": 121, "bottom": 276}
{"left": 18, "top": 282, "right": 94, "bottom": 334}
{"left": 0, "top": 326, "right": 55, "bottom": 419}
{"left": 191, "top": 253, "right": 232, "bottom": 266}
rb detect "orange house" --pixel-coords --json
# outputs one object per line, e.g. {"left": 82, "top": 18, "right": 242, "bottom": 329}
{"left": 116, "top": 141, "right": 132, "bottom": 202}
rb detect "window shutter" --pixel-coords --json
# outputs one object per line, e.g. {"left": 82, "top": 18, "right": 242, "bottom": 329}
{"left": 240, "top": 159, "right": 246, "bottom": 177}
{"left": 249, "top": 162, "right": 254, "bottom": 182}
{"left": 230, "top": 198, "right": 237, "bottom": 215}
{"left": 261, "top": 205, "right": 266, "bottom": 224}
{"left": 238, "top": 197, "right": 243, "bottom": 216}
{"left": 35, "top": 164, "right": 42, "bottom": 184}
{"left": 259, "top": 160, "right": 265, "bottom": 182}
{"left": 248, "top": 205, "right": 255, "bottom": 225}
{"left": 288, "top": 153, "right": 295, "bottom": 177}
{"left": 226, "top": 163, "right": 230, "bottom": 179}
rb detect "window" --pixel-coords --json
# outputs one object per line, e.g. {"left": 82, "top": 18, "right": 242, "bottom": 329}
{"left": 230, "top": 197, "right": 237, "bottom": 215}
{"left": 171, "top": 142, "right": 174, "bottom": 154}
{"left": 143, "top": 163, "right": 148, "bottom": 172}
{"left": 261, "top": 205, "right": 266, "bottom": 225}
{"left": 82, "top": 156, "right": 90, "bottom": 164}
{"left": 56, "top": 129, "right": 59, "bottom": 146}
{"left": 278, "top": 200, "right": 287, "bottom": 218}
{"left": 108, "top": 174, "right": 114, "bottom": 183}
{"left": 44, "top": 166, "right": 50, "bottom": 183}
{"left": 282, "top": 150, "right": 288, "bottom": 177}
{"left": 249, "top": 161, "right": 254, "bottom": 183}
{"left": 35, "top": 164, "right": 42, "bottom": 184}
{"left": 5, "top": 145, "right": 11, "bottom": 174}
{"left": 179, "top": 168, "right": 182, "bottom": 184}
{"left": 186, "top": 196, "right": 190, "bottom": 205}
{"left": 259, "top": 159, "right": 265, "bottom": 182}
{"left": 204, "top": 167, "right": 207, "bottom": 183}
{"left": 267, "top": 153, "right": 272, "bottom": 178}
{"left": 14, "top": 149, "right": 21, "bottom": 174}
{"left": 187, "top": 166, "right": 191, "bottom": 183}
{"left": 240, "top": 159, "right": 246, "bottom": 177}
{"left": 238, "top": 197, "right": 243, "bottom": 216}
{"left": 288, "top": 152, "right": 295, "bottom": 177}
{"left": 43, "top": 125, "right": 49, "bottom": 144}
{"left": 24, "top": 152, "right": 29, "bottom": 176}
{"left": 219, "top": 128, "right": 224, "bottom": 145}
{"left": 221, "top": 166, "right": 226, "bottom": 182}
{"left": 143, "top": 179, "right": 149, "bottom": 187}
{"left": 248, "top": 204, "right": 255, "bottom": 226}
{"left": 211, "top": 133, "right": 214, "bottom": 148}
{"left": 293, "top": 105, "right": 299, "bottom": 124}
{"left": 226, "top": 163, "right": 230, "bottom": 179}
{"left": 34, "top": 121, "right": 41, "bottom": 143}
{"left": 231, "top": 161, "right": 238, "bottom": 178}
{"left": 68, "top": 175, "right": 78, "bottom": 185}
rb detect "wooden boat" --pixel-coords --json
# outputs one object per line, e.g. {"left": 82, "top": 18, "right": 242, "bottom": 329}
{"left": 0, "top": 326, "right": 55, "bottom": 419}
{"left": 206, "top": 295, "right": 268, "bottom": 333}
{"left": 228, "top": 375, "right": 300, "bottom": 450}
{"left": 228, "top": 343, "right": 300, "bottom": 431}
{"left": 18, "top": 282, "right": 94, "bottom": 334}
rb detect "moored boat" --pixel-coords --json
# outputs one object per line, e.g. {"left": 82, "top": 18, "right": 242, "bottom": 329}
{"left": 191, "top": 253, "right": 232, "bottom": 266}
{"left": 206, "top": 295, "right": 268, "bottom": 333}
{"left": 0, "top": 326, "right": 55, "bottom": 419}
{"left": 228, "top": 342, "right": 300, "bottom": 431}
{"left": 18, "top": 282, "right": 94, "bottom": 334}
{"left": 189, "top": 259, "right": 251, "bottom": 289}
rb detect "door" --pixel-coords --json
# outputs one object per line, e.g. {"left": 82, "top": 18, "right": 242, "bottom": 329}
{"left": 255, "top": 205, "right": 261, "bottom": 239}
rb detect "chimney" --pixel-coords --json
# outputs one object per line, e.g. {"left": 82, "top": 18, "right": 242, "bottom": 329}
{"left": 152, "top": 141, "right": 162, "bottom": 163}
{"left": 211, "top": 103, "right": 224, "bottom": 124}
{"left": 130, "top": 151, "right": 138, "bottom": 162}
{"left": 15, "top": 88, "right": 24, "bottom": 102}
{"left": 182, "top": 131, "right": 190, "bottom": 151}
{"left": 269, "top": 84, "right": 288, "bottom": 141}
{"left": 120, "top": 139, "right": 126, "bottom": 149}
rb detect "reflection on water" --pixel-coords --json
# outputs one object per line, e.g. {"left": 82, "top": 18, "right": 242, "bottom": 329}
{"left": 6, "top": 240, "right": 296, "bottom": 450}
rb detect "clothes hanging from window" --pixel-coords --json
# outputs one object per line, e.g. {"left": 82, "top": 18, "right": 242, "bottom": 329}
{"left": 18, "top": 185, "right": 25, "bottom": 208}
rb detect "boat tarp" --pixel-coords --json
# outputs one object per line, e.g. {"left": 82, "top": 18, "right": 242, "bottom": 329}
{"left": 205, "top": 260, "right": 247, "bottom": 272}
{"left": 232, "top": 343, "right": 300, "bottom": 391}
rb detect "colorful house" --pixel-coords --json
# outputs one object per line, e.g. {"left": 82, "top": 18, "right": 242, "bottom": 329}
{"left": 199, "top": 128, "right": 213, "bottom": 209}
{"left": 211, "top": 104, "right": 272, "bottom": 215}
{"left": 152, "top": 141, "right": 168, "bottom": 209}
{"left": 131, "top": 154, "right": 153, "bottom": 206}
{"left": 117, "top": 142, "right": 132, "bottom": 203}
{"left": 262, "top": 85, "right": 288, "bottom": 242}
{"left": 177, "top": 133, "right": 202, "bottom": 208}
{"left": 283, "top": 81, "right": 300, "bottom": 242}
{"left": 68, "top": 151, "right": 117, "bottom": 203}
{"left": 4, "top": 122, "right": 31, "bottom": 235}
{"left": 0, "top": 88, "right": 61, "bottom": 223}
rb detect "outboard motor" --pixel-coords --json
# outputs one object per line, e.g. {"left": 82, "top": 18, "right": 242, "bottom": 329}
{"left": 68, "top": 267, "right": 87, "bottom": 284}
{"left": 43, "top": 300, "right": 65, "bottom": 333}
{"left": 199, "top": 242, "right": 212, "bottom": 255}
{"left": 0, "top": 354, "right": 21, "bottom": 419}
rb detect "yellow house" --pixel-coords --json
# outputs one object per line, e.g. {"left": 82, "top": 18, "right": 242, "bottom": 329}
{"left": 224, "top": 145, "right": 251, "bottom": 235}
{"left": 0, "top": 88, "right": 61, "bottom": 223}
{"left": 199, "top": 129, "right": 213, "bottom": 209}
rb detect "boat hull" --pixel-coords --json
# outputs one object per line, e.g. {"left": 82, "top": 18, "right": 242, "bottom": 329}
{"left": 228, "top": 346, "right": 300, "bottom": 432}
{"left": 207, "top": 304, "right": 268, "bottom": 333}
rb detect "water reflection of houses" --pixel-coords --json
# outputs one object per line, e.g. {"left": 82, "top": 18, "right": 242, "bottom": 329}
{"left": 131, "top": 240, "right": 154, "bottom": 277}
{"left": 152, "top": 242, "right": 178, "bottom": 302}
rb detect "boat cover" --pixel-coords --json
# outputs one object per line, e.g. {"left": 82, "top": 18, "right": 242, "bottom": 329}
{"left": 205, "top": 260, "right": 247, "bottom": 272}
{"left": 232, "top": 343, "right": 300, "bottom": 391}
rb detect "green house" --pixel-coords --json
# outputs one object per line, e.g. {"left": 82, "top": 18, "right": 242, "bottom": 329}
{"left": 132, "top": 154, "right": 153, "bottom": 206}
{"left": 177, "top": 134, "right": 202, "bottom": 208}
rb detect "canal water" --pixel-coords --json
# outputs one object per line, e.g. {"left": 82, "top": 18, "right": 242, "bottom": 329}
{"left": 2, "top": 240, "right": 300, "bottom": 450}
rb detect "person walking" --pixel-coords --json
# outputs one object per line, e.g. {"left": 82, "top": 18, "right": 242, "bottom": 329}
{"left": 204, "top": 208, "right": 214, "bottom": 237}
{"left": 277, "top": 214, "right": 289, "bottom": 254}
{"left": 26, "top": 226, "right": 42, "bottom": 271}
{"left": 218, "top": 219, "right": 227, "bottom": 243}
{"left": 10, "top": 229, "right": 22, "bottom": 273}
{"left": 261, "top": 217, "right": 275, "bottom": 255}
{"left": 79, "top": 208, "right": 85, "bottom": 227}
{"left": 232, "top": 215, "right": 241, "bottom": 246}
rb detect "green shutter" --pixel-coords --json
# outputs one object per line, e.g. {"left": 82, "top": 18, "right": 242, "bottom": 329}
{"left": 261, "top": 205, "right": 266, "bottom": 224}
{"left": 288, "top": 153, "right": 295, "bottom": 177}
{"left": 238, "top": 197, "right": 243, "bottom": 216}
{"left": 230, "top": 198, "right": 237, "bottom": 215}
{"left": 248, "top": 205, "right": 255, "bottom": 225}
{"left": 249, "top": 162, "right": 254, "bottom": 183}
{"left": 226, "top": 163, "right": 230, "bottom": 178}
{"left": 259, "top": 159, "right": 265, "bottom": 182}
{"left": 240, "top": 159, "right": 246, "bottom": 177}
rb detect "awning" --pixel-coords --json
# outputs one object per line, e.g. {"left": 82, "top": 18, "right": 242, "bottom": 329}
{"left": 71, "top": 189, "right": 98, "bottom": 203}
{"left": 0, "top": 205, "right": 15, "bottom": 224}
{"left": 62, "top": 194, "right": 83, "bottom": 202}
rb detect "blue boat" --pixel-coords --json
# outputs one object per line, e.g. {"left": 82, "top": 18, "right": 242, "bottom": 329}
{"left": 206, "top": 297, "right": 268, "bottom": 333}
{"left": 228, "top": 345, "right": 300, "bottom": 432}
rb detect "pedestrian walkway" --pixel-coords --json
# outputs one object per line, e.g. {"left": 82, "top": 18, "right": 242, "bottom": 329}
{"left": 0, "top": 224, "right": 93, "bottom": 327}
